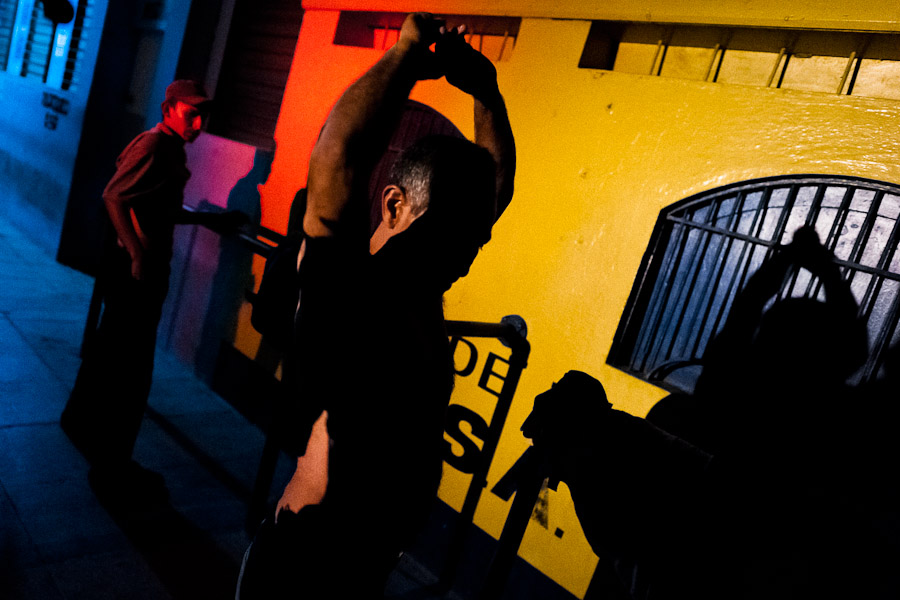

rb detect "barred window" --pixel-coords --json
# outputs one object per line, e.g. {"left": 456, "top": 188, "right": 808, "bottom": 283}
{"left": 0, "top": 0, "right": 17, "bottom": 71}
{"left": 58, "top": 0, "right": 91, "bottom": 90}
{"left": 3, "top": 0, "right": 93, "bottom": 91}
{"left": 19, "top": 0, "right": 53, "bottom": 82}
{"left": 608, "top": 175, "right": 900, "bottom": 393}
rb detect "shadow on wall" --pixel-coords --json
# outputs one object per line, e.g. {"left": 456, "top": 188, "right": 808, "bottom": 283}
{"left": 528, "top": 226, "right": 900, "bottom": 599}
{"left": 193, "top": 147, "right": 274, "bottom": 382}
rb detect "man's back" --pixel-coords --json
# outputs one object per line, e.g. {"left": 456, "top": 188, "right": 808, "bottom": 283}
{"left": 294, "top": 225, "right": 453, "bottom": 512}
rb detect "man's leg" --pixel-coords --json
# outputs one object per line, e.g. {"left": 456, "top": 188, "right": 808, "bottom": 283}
{"left": 62, "top": 247, "right": 170, "bottom": 502}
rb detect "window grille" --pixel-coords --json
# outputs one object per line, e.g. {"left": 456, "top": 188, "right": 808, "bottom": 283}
{"left": 579, "top": 21, "right": 900, "bottom": 101}
{"left": 0, "top": 0, "right": 17, "bottom": 70}
{"left": 3, "top": 0, "right": 92, "bottom": 90}
{"left": 608, "top": 175, "right": 900, "bottom": 393}
{"left": 19, "top": 0, "right": 53, "bottom": 82}
{"left": 60, "top": 0, "right": 92, "bottom": 91}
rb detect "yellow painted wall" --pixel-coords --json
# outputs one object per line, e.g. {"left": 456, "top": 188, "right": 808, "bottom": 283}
{"left": 257, "top": 8, "right": 900, "bottom": 598}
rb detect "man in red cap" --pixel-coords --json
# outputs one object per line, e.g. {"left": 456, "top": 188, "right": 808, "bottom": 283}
{"left": 61, "top": 79, "right": 246, "bottom": 504}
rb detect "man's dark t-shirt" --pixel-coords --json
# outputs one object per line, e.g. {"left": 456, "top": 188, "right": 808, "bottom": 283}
{"left": 102, "top": 124, "right": 190, "bottom": 261}
{"left": 285, "top": 215, "right": 454, "bottom": 548}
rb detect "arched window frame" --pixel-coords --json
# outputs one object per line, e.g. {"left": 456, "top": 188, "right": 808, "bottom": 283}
{"left": 608, "top": 174, "right": 900, "bottom": 393}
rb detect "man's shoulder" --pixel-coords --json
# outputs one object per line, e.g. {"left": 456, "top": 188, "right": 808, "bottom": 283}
{"left": 300, "top": 234, "right": 369, "bottom": 279}
{"left": 121, "top": 125, "right": 179, "bottom": 159}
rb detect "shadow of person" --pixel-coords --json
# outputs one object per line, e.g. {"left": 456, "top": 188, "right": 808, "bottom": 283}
{"left": 647, "top": 226, "right": 887, "bottom": 598}
{"left": 195, "top": 147, "right": 274, "bottom": 382}
{"left": 649, "top": 226, "right": 866, "bottom": 455}
{"left": 841, "top": 340, "right": 900, "bottom": 597}
{"left": 527, "top": 228, "right": 896, "bottom": 598}
{"left": 523, "top": 370, "right": 720, "bottom": 600}
{"left": 247, "top": 187, "right": 307, "bottom": 375}
{"left": 93, "top": 487, "right": 241, "bottom": 599}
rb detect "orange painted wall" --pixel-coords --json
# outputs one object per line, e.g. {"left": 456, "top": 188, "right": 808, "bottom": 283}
{"left": 259, "top": 10, "right": 481, "bottom": 234}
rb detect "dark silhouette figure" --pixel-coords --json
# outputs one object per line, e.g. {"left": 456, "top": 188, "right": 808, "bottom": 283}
{"left": 248, "top": 187, "right": 307, "bottom": 369}
{"left": 195, "top": 147, "right": 273, "bottom": 381}
{"left": 527, "top": 227, "right": 898, "bottom": 599}
{"left": 236, "top": 13, "right": 516, "bottom": 599}
{"left": 524, "top": 371, "right": 721, "bottom": 600}
{"left": 842, "top": 340, "right": 900, "bottom": 599}
{"left": 651, "top": 226, "right": 866, "bottom": 457}
{"left": 287, "top": 187, "right": 308, "bottom": 237}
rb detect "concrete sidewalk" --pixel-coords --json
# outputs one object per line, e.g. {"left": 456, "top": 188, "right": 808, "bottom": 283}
{"left": 0, "top": 213, "right": 452, "bottom": 599}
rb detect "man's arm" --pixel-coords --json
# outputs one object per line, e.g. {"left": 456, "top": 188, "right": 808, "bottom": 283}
{"left": 175, "top": 207, "right": 249, "bottom": 233}
{"left": 103, "top": 142, "right": 156, "bottom": 280}
{"left": 475, "top": 89, "right": 515, "bottom": 219}
{"left": 439, "top": 26, "right": 516, "bottom": 219}
{"left": 304, "top": 13, "right": 443, "bottom": 240}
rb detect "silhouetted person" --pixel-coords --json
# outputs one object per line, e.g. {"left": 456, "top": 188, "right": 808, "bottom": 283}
{"left": 842, "top": 341, "right": 900, "bottom": 597}
{"left": 287, "top": 187, "right": 307, "bottom": 237}
{"left": 61, "top": 80, "right": 247, "bottom": 505}
{"left": 656, "top": 226, "right": 867, "bottom": 458}
{"left": 236, "top": 13, "right": 515, "bottom": 599}
{"left": 524, "top": 371, "right": 721, "bottom": 600}
{"left": 527, "top": 228, "right": 893, "bottom": 598}
{"left": 649, "top": 229, "right": 879, "bottom": 597}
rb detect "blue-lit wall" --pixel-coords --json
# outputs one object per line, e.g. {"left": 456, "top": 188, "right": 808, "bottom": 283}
{"left": 0, "top": 0, "right": 109, "bottom": 252}
{"left": 0, "top": 0, "right": 196, "bottom": 260}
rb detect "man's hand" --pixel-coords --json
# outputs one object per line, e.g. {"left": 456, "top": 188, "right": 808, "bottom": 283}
{"left": 397, "top": 12, "right": 444, "bottom": 80}
{"left": 788, "top": 225, "right": 834, "bottom": 274}
{"left": 436, "top": 24, "right": 500, "bottom": 103}
{"left": 306, "top": 12, "right": 453, "bottom": 239}
{"left": 434, "top": 22, "right": 515, "bottom": 218}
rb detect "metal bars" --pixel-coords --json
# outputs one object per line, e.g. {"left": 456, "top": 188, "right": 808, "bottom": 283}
{"left": 439, "top": 319, "right": 530, "bottom": 591}
{"left": 610, "top": 175, "right": 900, "bottom": 392}
{"left": 0, "top": 0, "right": 17, "bottom": 70}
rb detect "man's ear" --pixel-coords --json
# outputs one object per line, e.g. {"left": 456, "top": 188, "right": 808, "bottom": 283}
{"left": 382, "top": 185, "right": 407, "bottom": 228}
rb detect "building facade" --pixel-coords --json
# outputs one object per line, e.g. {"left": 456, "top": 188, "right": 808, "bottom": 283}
{"left": 4, "top": 1, "right": 900, "bottom": 597}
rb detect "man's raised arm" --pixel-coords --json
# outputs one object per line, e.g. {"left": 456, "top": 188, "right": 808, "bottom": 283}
{"left": 438, "top": 26, "right": 516, "bottom": 219}
{"left": 304, "top": 13, "right": 443, "bottom": 239}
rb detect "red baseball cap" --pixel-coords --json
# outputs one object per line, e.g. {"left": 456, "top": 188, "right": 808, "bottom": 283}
{"left": 164, "top": 79, "right": 212, "bottom": 107}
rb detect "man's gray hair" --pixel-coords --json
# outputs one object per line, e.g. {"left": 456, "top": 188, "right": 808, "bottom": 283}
{"left": 392, "top": 159, "right": 432, "bottom": 216}
{"left": 388, "top": 135, "right": 495, "bottom": 218}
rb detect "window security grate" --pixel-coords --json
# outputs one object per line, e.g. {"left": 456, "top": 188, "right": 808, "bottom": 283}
{"left": 0, "top": 0, "right": 17, "bottom": 71}
{"left": 3, "top": 0, "right": 92, "bottom": 90}
{"left": 61, "top": 0, "right": 92, "bottom": 91}
{"left": 19, "top": 0, "right": 52, "bottom": 82}
{"left": 609, "top": 175, "right": 900, "bottom": 393}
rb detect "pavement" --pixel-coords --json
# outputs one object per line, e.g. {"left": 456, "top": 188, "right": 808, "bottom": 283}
{"left": 0, "top": 212, "right": 458, "bottom": 599}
